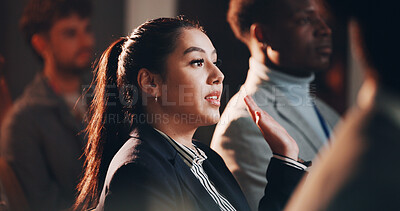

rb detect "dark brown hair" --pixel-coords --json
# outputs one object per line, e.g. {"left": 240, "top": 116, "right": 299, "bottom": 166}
{"left": 227, "top": 0, "right": 277, "bottom": 43}
{"left": 20, "top": 0, "right": 92, "bottom": 61}
{"left": 74, "top": 17, "right": 203, "bottom": 210}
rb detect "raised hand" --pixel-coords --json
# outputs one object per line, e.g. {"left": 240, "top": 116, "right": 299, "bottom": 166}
{"left": 244, "top": 95, "right": 299, "bottom": 160}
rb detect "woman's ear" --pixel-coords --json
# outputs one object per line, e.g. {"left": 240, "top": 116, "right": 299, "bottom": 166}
{"left": 137, "top": 68, "right": 162, "bottom": 97}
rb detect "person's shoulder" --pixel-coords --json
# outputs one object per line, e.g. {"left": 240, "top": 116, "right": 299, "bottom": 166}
{"left": 109, "top": 137, "right": 169, "bottom": 169}
{"left": 106, "top": 133, "right": 176, "bottom": 179}
{"left": 102, "top": 136, "right": 179, "bottom": 197}
{"left": 9, "top": 76, "right": 58, "bottom": 117}
{"left": 1, "top": 86, "right": 57, "bottom": 132}
{"left": 0, "top": 96, "right": 38, "bottom": 133}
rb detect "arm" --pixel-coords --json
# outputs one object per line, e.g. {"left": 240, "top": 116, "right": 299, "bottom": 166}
{"left": 258, "top": 158, "right": 306, "bottom": 211}
{"left": 243, "top": 96, "right": 307, "bottom": 211}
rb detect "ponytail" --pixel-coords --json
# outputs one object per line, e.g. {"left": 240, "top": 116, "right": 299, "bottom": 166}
{"left": 75, "top": 17, "right": 203, "bottom": 210}
{"left": 75, "top": 37, "right": 131, "bottom": 210}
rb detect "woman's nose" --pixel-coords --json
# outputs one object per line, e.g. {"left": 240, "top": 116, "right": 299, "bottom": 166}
{"left": 208, "top": 63, "right": 224, "bottom": 85}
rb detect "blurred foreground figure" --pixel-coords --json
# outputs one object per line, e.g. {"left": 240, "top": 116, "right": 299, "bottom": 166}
{"left": 0, "top": 55, "right": 12, "bottom": 130}
{"left": 0, "top": 0, "right": 94, "bottom": 210}
{"left": 0, "top": 54, "right": 12, "bottom": 211}
{"left": 285, "top": 0, "right": 400, "bottom": 210}
{"left": 211, "top": 0, "right": 339, "bottom": 209}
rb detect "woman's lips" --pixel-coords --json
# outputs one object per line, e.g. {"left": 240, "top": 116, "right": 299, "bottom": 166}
{"left": 205, "top": 91, "right": 221, "bottom": 106}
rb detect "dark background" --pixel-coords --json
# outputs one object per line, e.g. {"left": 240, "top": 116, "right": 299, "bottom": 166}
{"left": 0, "top": 0, "right": 348, "bottom": 145}
{"left": 177, "top": 0, "right": 348, "bottom": 144}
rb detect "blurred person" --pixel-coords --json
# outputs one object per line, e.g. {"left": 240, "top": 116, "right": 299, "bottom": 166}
{"left": 75, "top": 17, "right": 307, "bottom": 211}
{"left": 211, "top": 0, "right": 340, "bottom": 209}
{"left": 0, "top": 0, "right": 94, "bottom": 210}
{"left": 0, "top": 54, "right": 12, "bottom": 130}
{"left": 283, "top": 0, "right": 400, "bottom": 210}
{"left": 243, "top": 0, "right": 400, "bottom": 210}
{"left": 0, "top": 54, "right": 10, "bottom": 211}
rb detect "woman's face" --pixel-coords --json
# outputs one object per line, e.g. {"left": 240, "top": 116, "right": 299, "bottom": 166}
{"left": 160, "top": 28, "right": 224, "bottom": 127}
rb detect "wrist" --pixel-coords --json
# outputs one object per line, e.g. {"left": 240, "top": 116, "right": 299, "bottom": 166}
{"left": 273, "top": 153, "right": 312, "bottom": 168}
{"left": 275, "top": 147, "right": 298, "bottom": 161}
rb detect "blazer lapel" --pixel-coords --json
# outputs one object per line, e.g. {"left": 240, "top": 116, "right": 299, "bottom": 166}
{"left": 173, "top": 157, "right": 220, "bottom": 211}
{"left": 262, "top": 85, "right": 324, "bottom": 153}
{"left": 131, "top": 124, "right": 219, "bottom": 210}
{"left": 276, "top": 103, "right": 323, "bottom": 152}
{"left": 202, "top": 159, "right": 250, "bottom": 211}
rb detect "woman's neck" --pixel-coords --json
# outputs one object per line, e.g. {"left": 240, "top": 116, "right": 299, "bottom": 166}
{"left": 150, "top": 114, "right": 197, "bottom": 150}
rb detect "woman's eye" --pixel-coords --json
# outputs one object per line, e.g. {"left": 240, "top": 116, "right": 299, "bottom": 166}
{"left": 190, "top": 59, "right": 204, "bottom": 67}
{"left": 213, "top": 59, "right": 222, "bottom": 67}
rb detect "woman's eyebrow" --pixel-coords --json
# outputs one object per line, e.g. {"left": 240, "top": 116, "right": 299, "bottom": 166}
{"left": 183, "top": 47, "right": 205, "bottom": 55}
{"left": 183, "top": 47, "right": 217, "bottom": 56}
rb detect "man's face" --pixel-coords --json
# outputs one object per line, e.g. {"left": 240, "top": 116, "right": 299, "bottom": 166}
{"left": 266, "top": 0, "right": 332, "bottom": 75}
{"left": 44, "top": 13, "right": 94, "bottom": 76}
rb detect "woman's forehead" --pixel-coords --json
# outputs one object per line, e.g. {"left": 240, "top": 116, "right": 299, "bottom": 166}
{"left": 175, "top": 28, "right": 215, "bottom": 54}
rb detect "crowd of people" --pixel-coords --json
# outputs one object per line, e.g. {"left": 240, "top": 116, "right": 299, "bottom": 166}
{"left": 0, "top": 0, "right": 398, "bottom": 210}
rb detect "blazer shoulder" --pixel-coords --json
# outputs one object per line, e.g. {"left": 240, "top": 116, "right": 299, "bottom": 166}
{"left": 107, "top": 136, "right": 175, "bottom": 178}
{"left": 97, "top": 137, "right": 181, "bottom": 211}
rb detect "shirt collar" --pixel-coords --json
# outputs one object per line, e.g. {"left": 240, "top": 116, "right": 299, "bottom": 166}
{"left": 248, "top": 57, "right": 315, "bottom": 85}
{"left": 153, "top": 128, "right": 207, "bottom": 167}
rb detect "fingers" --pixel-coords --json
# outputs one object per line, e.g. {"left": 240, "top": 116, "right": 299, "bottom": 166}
{"left": 244, "top": 95, "right": 299, "bottom": 160}
{"left": 244, "top": 95, "right": 261, "bottom": 123}
{"left": 244, "top": 96, "right": 272, "bottom": 125}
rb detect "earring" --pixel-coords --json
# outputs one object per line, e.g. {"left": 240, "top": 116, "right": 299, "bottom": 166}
{"left": 155, "top": 94, "right": 158, "bottom": 102}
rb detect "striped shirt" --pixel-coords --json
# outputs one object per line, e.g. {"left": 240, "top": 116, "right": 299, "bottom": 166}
{"left": 154, "top": 128, "right": 237, "bottom": 211}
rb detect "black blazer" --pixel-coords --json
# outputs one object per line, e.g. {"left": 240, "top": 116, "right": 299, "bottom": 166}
{"left": 95, "top": 124, "right": 304, "bottom": 211}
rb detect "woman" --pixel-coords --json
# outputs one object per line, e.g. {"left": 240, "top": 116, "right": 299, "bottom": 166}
{"left": 75, "top": 17, "right": 305, "bottom": 211}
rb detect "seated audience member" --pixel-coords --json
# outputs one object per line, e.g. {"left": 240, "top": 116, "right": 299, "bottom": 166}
{"left": 283, "top": 0, "right": 400, "bottom": 210}
{"left": 210, "top": 0, "right": 340, "bottom": 209}
{"left": 237, "top": 0, "right": 400, "bottom": 210}
{"left": 0, "top": 0, "right": 94, "bottom": 210}
{"left": 75, "top": 17, "right": 308, "bottom": 211}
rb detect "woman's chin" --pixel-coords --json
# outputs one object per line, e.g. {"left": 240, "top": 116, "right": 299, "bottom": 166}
{"left": 201, "top": 113, "right": 221, "bottom": 126}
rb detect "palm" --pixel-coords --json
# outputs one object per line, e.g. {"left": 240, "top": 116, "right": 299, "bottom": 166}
{"left": 244, "top": 96, "right": 299, "bottom": 160}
